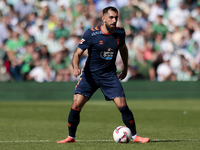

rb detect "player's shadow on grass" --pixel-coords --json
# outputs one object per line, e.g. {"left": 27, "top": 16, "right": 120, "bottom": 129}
{"left": 151, "top": 139, "right": 200, "bottom": 142}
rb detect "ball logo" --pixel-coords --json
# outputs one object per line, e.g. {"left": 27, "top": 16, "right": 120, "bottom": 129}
{"left": 100, "top": 48, "right": 116, "bottom": 60}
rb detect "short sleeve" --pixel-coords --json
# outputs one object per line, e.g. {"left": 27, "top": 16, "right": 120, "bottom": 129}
{"left": 121, "top": 28, "right": 126, "bottom": 46}
{"left": 78, "top": 29, "right": 92, "bottom": 51}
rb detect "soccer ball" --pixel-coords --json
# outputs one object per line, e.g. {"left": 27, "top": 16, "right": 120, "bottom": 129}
{"left": 113, "top": 126, "right": 132, "bottom": 143}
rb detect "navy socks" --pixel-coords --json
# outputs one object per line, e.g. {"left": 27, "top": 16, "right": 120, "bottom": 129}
{"left": 68, "top": 108, "right": 81, "bottom": 137}
{"left": 68, "top": 105, "right": 136, "bottom": 137}
{"left": 119, "top": 105, "right": 137, "bottom": 135}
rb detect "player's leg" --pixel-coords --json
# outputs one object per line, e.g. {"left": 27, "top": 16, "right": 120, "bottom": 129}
{"left": 113, "top": 97, "right": 150, "bottom": 143}
{"left": 57, "top": 94, "right": 88, "bottom": 143}
{"left": 99, "top": 73, "right": 136, "bottom": 134}
{"left": 113, "top": 97, "right": 136, "bottom": 136}
{"left": 100, "top": 73, "right": 149, "bottom": 143}
{"left": 57, "top": 72, "right": 98, "bottom": 143}
{"left": 69, "top": 94, "right": 89, "bottom": 138}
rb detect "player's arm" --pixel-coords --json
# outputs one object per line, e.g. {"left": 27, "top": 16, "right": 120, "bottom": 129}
{"left": 118, "top": 43, "right": 129, "bottom": 80}
{"left": 72, "top": 48, "right": 84, "bottom": 77}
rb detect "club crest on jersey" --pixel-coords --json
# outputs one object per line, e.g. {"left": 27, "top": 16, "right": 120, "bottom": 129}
{"left": 100, "top": 48, "right": 116, "bottom": 60}
{"left": 79, "top": 38, "right": 85, "bottom": 44}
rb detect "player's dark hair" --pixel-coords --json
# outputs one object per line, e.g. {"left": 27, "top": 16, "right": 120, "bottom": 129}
{"left": 103, "top": 6, "right": 118, "bottom": 15}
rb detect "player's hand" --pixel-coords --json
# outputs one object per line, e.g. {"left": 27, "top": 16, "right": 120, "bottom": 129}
{"left": 118, "top": 69, "right": 127, "bottom": 80}
{"left": 73, "top": 68, "right": 81, "bottom": 77}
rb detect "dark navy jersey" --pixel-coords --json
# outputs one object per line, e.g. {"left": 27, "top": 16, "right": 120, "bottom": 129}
{"left": 78, "top": 25, "right": 126, "bottom": 75}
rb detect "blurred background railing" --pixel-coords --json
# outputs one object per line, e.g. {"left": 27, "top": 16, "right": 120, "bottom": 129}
{"left": 0, "top": 81, "right": 199, "bottom": 101}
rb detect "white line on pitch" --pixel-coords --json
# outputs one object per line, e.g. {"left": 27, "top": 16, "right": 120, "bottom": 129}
{"left": 0, "top": 140, "right": 113, "bottom": 143}
{"left": 0, "top": 140, "right": 50, "bottom": 143}
{"left": 151, "top": 139, "right": 200, "bottom": 142}
{"left": 76, "top": 140, "right": 113, "bottom": 142}
{"left": 0, "top": 139, "right": 199, "bottom": 143}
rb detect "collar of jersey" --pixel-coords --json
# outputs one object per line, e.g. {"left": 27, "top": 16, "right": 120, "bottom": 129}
{"left": 100, "top": 25, "right": 113, "bottom": 35}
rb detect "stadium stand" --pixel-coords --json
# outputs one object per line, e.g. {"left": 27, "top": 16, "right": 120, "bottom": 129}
{"left": 0, "top": 0, "right": 199, "bottom": 82}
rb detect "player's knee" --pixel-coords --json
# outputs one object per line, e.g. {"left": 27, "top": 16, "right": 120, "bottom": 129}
{"left": 71, "top": 102, "right": 83, "bottom": 110}
{"left": 114, "top": 97, "right": 127, "bottom": 108}
{"left": 72, "top": 94, "right": 88, "bottom": 110}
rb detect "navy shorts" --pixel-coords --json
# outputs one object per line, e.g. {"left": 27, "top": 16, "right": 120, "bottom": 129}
{"left": 74, "top": 72, "right": 125, "bottom": 100}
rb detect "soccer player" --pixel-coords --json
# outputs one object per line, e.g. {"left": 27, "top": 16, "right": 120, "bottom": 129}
{"left": 57, "top": 6, "right": 150, "bottom": 143}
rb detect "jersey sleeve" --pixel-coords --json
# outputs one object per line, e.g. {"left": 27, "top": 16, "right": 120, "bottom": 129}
{"left": 121, "top": 28, "right": 126, "bottom": 46}
{"left": 78, "top": 29, "right": 92, "bottom": 51}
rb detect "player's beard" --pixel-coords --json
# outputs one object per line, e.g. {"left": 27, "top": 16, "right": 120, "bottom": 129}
{"left": 105, "top": 22, "right": 116, "bottom": 33}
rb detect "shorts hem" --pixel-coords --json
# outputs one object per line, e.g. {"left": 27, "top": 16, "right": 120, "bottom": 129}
{"left": 74, "top": 92, "right": 90, "bottom": 99}
{"left": 106, "top": 96, "right": 125, "bottom": 101}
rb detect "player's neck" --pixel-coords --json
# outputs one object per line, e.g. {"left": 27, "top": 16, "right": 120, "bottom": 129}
{"left": 101, "top": 25, "right": 113, "bottom": 35}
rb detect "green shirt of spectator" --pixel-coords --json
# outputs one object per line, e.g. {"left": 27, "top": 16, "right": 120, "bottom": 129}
{"left": 135, "top": 61, "right": 153, "bottom": 79}
{"left": 54, "top": 19, "right": 70, "bottom": 40}
{"left": 152, "top": 15, "right": 168, "bottom": 38}
{"left": 50, "top": 52, "right": 71, "bottom": 72}
{"left": 5, "top": 37, "right": 25, "bottom": 52}
{"left": 63, "top": 55, "right": 71, "bottom": 68}
{"left": 154, "top": 33, "right": 163, "bottom": 52}
{"left": 120, "top": 5, "right": 141, "bottom": 23}
{"left": 152, "top": 23, "right": 168, "bottom": 37}
{"left": 187, "top": 39, "right": 199, "bottom": 57}
{"left": 21, "top": 54, "right": 32, "bottom": 74}
{"left": 50, "top": 60, "right": 66, "bottom": 72}
{"left": 54, "top": 28, "right": 70, "bottom": 40}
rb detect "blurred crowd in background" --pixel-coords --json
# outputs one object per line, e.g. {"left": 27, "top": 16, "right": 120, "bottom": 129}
{"left": 0, "top": 0, "right": 200, "bottom": 82}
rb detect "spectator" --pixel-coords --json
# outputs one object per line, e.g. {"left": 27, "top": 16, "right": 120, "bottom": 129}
{"left": 26, "top": 13, "right": 37, "bottom": 27}
{"left": 0, "top": 16, "right": 10, "bottom": 47}
{"left": 160, "top": 32, "right": 174, "bottom": 55}
{"left": 176, "top": 55, "right": 198, "bottom": 81}
{"left": 95, "top": 0, "right": 119, "bottom": 13}
{"left": 148, "top": 0, "right": 165, "bottom": 23}
{"left": 48, "top": 0, "right": 59, "bottom": 15}
{"left": 152, "top": 15, "right": 168, "bottom": 38}
{"left": 132, "top": 0, "right": 150, "bottom": 17}
{"left": 45, "top": 31, "right": 62, "bottom": 54}
{"left": 50, "top": 51, "right": 72, "bottom": 81}
{"left": 0, "top": 58, "right": 11, "bottom": 81}
{"left": 27, "top": 57, "right": 56, "bottom": 82}
{"left": 31, "top": 50, "right": 41, "bottom": 68}
{"left": 0, "top": 0, "right": 199, "bottom": 82}
{"left": 130, "top": 11, "right": 147, "bottom": 31}
{"left": 5, "top": 29, "right": 25, "bottom": 81}
{"left": 168, "top": 1, "right": 190, "bottom": 28}
{"left": 87, "top": 0, "right": 99, "bottom": 19}
{"left": 37, "top": 1, "right": 51, "bottom": 21}
{"left": 191, "top": 5, "right": 200, "bottom": 23}
{"left": 156, "top": 54, "right": 176, "bottom": 81}
{"left": 0, "top": 0, "right": 9, "bottom": 15}
{"left": 167, "top": 0, "right": 183, "bottom": 10}
{"left": 14, "top": 0, "right": 33, "bottom": 20}
{"left": 28, "top": 17, "right": 49, "bottom": 45}
{"left": 153, "top": 33, "right": 163, "bottom": 53}
{"left": 47, "top": 14, "right": 57, "bottom": 31}
{"left": 120, "top": 0, "right": 140, "bottom": 25}
{"left": 116, "top": 0, "right": 129, "bottom": 8}
{"left": 20, "top": 42, "right": 35, "bottom": 80}
{"left": 55, "top": 3, "right": 67, "bottom": 21}
{"left": 54, "top": 19, "right": 70, "bottom": 40}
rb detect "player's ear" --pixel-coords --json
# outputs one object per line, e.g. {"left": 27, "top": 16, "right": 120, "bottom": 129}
{"left": 102, "top": 16, "right": 106, "bottom": 23}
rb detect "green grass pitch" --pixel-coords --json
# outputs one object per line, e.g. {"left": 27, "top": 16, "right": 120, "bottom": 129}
{"left": 0, "top": 100, "right": 200, "bottom": 150}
